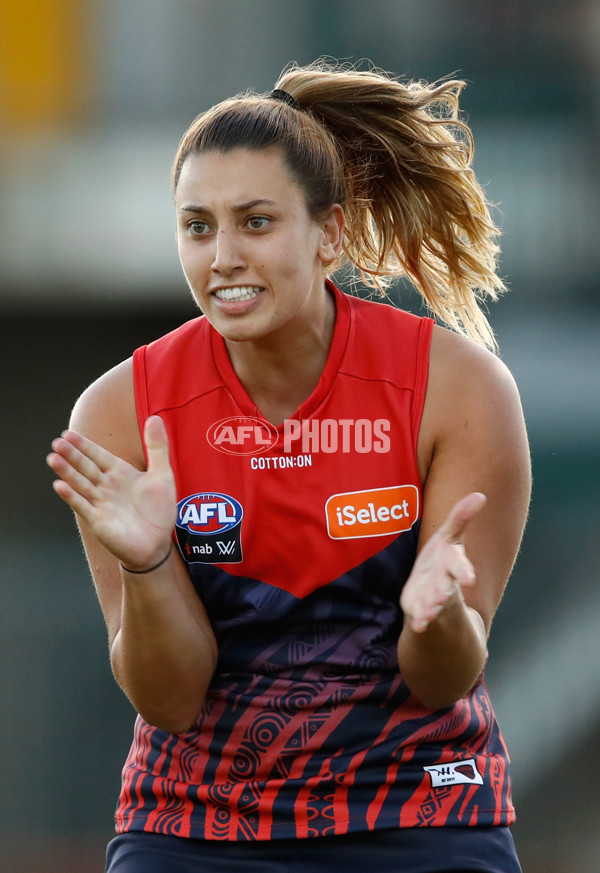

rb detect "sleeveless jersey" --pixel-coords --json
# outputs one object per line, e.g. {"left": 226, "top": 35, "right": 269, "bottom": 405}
{"left": 115, "top": 282, "right": 515, "bottom": 840}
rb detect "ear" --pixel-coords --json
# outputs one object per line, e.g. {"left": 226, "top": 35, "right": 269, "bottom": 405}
{"left": 317, "top": 205, "right": 345, "bottom": 266}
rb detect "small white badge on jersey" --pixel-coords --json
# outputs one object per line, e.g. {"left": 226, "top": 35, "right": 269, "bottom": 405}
{"left": 423, "top": 758, "right": 484, "bottom": 788}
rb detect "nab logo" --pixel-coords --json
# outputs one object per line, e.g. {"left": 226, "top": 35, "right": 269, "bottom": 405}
{"left": 325, "top": 485, "right": 419, "bottom": 540}
{"left": 207, "top": 416, "right": 279, "bottom": 456}
{"left": 175, "top": 492, "right": 244, "bottom": 563}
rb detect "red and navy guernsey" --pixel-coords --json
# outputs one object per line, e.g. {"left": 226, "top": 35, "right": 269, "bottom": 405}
{"left": 116, "top": 281, "right": 515, "bottom": 841}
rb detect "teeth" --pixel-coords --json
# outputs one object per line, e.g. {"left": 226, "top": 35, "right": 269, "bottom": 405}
{"left": 214, "top": 286, "right": 263, "bottom": 301}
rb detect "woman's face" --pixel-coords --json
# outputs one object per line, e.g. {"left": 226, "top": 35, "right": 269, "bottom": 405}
{"left": 174, "top": 147, "right": 343, "bottom": 346}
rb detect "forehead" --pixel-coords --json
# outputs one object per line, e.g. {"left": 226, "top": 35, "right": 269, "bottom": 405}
{"left": 175, "top": 147, "right": 304, "bottom": 207}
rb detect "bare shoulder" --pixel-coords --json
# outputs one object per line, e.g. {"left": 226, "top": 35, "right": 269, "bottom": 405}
{"left": 70, "top": 357, "right": 144, "bottom": 470}
{"left": 429, "top": 324, "right": 521, "bottom": 406}
{"left": 419, "top": 326, "right": 526, "bottom": 473}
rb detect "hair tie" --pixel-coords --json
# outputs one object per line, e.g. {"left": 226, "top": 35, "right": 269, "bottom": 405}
{"left": 269, "top": 89, "right": 300, "bottom": 110}
{"left": 120, "top": 545, "right": 172, "bottom": 575}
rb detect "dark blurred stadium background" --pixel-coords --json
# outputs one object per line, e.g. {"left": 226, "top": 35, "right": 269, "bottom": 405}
{"left": 1, "top": 2, "right": 599, "bottom": 870}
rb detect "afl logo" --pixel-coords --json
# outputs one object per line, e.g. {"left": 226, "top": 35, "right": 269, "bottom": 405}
{"left": 177, "top": 492, "right": 243, "bottom": 534}
{"left": 207, "top": 416, "right": 278, "bottom": 456}
{"left": 176, "top": 492, "right": 244, "bottom": 564}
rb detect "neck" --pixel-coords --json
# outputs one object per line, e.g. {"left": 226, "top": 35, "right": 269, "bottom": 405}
{"left": 224, "top": 290, "right": 336, "bottom": 425}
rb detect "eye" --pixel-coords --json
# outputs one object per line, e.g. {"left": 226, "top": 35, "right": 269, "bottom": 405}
{"left": 246, "top": 215, "right": 270, "bottom": 230}
{"left": 188, "top": 220, "right": 211, "bottom": 236}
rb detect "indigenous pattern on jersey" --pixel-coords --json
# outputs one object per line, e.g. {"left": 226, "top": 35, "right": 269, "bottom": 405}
{"left": 116, "top": 282, "right": 515, "bottom": 840}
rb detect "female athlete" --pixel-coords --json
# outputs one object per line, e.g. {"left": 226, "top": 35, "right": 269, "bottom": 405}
{"left": 47, "top": 60, "right": 531, "bottom": 872}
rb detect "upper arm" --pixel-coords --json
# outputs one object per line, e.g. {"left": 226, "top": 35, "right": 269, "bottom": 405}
{"left": 69, "top": 359, "right": 145, "bottom": 646}
{"left": 70, "top": 357, "right": 143, "bottom": 467}
{"left": 417, "top": 326, "right": 531, "bottom": 633}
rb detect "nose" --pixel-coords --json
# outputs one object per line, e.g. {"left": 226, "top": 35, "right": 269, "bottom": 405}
{"left": 211, "top": 229, "right": 245, "bottom": 276}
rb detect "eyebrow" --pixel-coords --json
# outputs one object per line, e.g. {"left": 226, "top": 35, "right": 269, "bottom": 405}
{"left": 179, "top": 198, "right": 278, "bottom": 214}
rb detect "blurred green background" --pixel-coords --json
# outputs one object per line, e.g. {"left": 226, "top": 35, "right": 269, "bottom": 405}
{"left": 1, "top": 2, "right": 599, "bottom": 870}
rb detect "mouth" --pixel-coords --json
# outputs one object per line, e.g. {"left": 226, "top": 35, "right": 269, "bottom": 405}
{"left": 213, "top": 286, "right": 264, "bottom": 302}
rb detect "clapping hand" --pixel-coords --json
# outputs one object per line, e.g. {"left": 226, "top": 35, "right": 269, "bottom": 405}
{"left": 400, "top": 492, "right": 486, "bottom": 633}
{"left": 47, "top": 415, "right": 177, "bottom": 572}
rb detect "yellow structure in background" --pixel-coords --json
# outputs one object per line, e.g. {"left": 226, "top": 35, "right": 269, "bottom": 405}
{"left": 0, "top": 0, "right": 90, "bottom": 129}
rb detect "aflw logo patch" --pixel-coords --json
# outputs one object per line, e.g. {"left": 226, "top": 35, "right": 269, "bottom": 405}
{"left": 175, "top": 492, "right": 243, "bottom": 563}
{"left": 325, "top": 485, "right": 419, "bottom": 539}
{"left": 424, "top": 758, "right": 484, "bottom": 788}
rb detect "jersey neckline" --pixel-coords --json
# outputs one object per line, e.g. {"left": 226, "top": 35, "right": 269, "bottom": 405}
{"left": 209, "top": 280, "right": 352, "bottom": 428}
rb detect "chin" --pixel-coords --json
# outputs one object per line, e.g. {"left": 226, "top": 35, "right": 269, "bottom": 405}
{"left": 213, "top": 317, "right": 266, "bottom": 344}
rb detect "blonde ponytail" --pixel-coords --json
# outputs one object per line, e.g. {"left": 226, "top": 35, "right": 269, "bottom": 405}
{"left": 276, "top": 61, "right": 504, "bottom": 349}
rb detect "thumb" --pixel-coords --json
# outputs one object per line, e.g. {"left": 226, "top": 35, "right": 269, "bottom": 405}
{"left": 439, "top": 492, "right": 487, "bottom": 544}
{"left": 144, "top": 415, "right": 172, "bottom": 475}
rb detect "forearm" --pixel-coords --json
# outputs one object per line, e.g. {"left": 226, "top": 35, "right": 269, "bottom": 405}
{"left": 397, "top": 596, "right": 487, "bottom": 709}
{"left": 111, "top": 560, "right": 218, "bottom": 733}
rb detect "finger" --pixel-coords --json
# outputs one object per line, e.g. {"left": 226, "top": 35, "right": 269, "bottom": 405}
{"left": 438, "top": 492, "right": 487, "bottom": 544}
{"left": 422, "top": 576, "right": 461, "bottom": 615}
{"left": 411, "top": 616, "right": 430, "bottom": 633}
{"left": 52, "top": 477, "right": 97, "bottom": 522}
{"left": 409, "top": 601, "right": 445, "bottom": 632}
{"left": 58, "top": 430, "right": 116, "bottom": 475}
{"left": 46, "top": 450, "right": 99, "bottom": 501}
{"left": 407, "top": 581, "right": 463, "bottom": 633}
{"left": 50, "top": 437, "right": 107, "bottom": 486}
{"left": 450, "top": 555, "right": 476, "bottom": 588}
{"left": 144, "top": 415, "right": 172, "bottom": 476}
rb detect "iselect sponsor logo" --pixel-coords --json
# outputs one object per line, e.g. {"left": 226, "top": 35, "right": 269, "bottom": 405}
{"left": 325, "top": 485, "right": 419, "bottom": 539}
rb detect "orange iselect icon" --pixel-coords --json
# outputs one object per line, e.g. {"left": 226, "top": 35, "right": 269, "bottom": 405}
{"left": 326, "top": 485, "right": 419, "bottom": 539}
